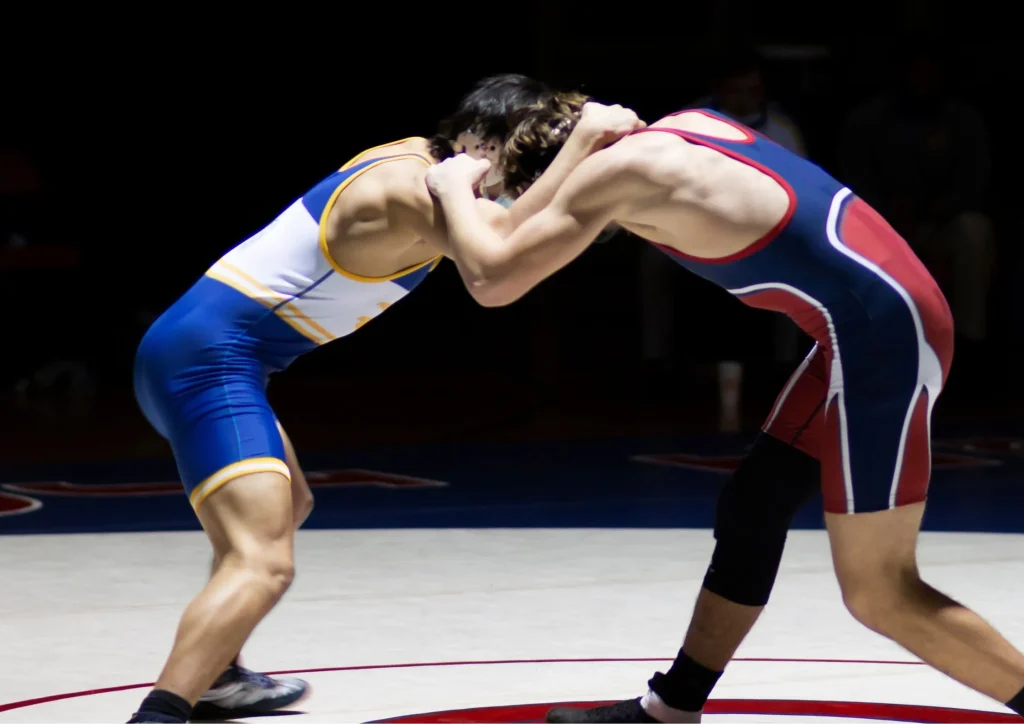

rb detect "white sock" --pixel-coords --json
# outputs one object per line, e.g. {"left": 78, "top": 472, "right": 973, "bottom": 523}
{"left": 641, "top": 689, "right": 703, "bottom": 723}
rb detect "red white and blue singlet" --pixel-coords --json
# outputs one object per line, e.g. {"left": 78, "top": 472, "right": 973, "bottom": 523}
{"left": 634, "top": 110, "right": 954, "bottom": 515}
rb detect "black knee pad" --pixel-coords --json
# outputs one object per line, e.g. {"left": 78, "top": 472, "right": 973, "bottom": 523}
{"left": 702, "top": 434, "right": 820, "bottom": 607}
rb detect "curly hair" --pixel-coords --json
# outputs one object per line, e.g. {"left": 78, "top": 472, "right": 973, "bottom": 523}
{"left": 429, "top": 74, "right": 555, "bottom": 161}
{"left": 501, "top": 91, "right": 590, "bottom": 197}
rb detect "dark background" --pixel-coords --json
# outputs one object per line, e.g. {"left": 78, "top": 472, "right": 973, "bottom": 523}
{"left": 1, "top": 3, "right": 1020, "bottom": 465}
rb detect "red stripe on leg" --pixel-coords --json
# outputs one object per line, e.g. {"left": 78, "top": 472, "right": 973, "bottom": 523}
{"left": 738, "top": 289, "right": 831, "bottom": 349}
{"left": 763, "top": 349, "right": 827, "bottom": 459}
{"left": 820, "top": 395, "right": 848, "bottom": 514}
{"left": 838, "top": 198, "right": 955, "bottom": 383}
{"left": 894, "top": 389, "right": 932, "bottom": 507}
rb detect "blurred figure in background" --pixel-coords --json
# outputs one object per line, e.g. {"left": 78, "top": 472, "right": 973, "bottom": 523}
{"left": 689, "top": 46, "right": 807, "bottom": 156}
{"left": 0, "top": 145, "right": 42, "bottom": 248}
{"left": 639, "top": 46, "right": 810, "bottom": 430}
{"left": 839, "top": 40, "right": 995, "bottom": 396}
{"left": 0, "top": 145, "right": 42, "bottom": 389}
{"left": 1, "top": 146, "right": 95, "bottom": 418}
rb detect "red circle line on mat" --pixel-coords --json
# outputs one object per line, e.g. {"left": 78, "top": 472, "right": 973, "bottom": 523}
{"left": 0, "top": 656, "right": 942, "bottom": 715}
{"left": 375, "top": 699, "right": 1019, "bottom": 723}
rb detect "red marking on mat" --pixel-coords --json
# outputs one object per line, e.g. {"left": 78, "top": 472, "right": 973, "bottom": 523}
{"left": 0, "top": 491, "right": 41, "bottom": 517}
{"left": 2, "top": 470, "right": 447, "bottom": 497}
{"left": 0, "top": 657, "right": 927, "bottom": 714}
{"left": 376, "top": 700, "right": 1020, "bottom": 723}
{"left": 631, "top": 453, "right": 743, "bottom": 472}
{"left": 940, "top": 437, "right": 1024, "bottom": 457}
{"left": 5, "top": 481, "right": 180, "bottom": 496}
{"left": 633, "top": 451, "right": 1000, "bottom": 474}
{"left": 306, "top": 469, "right": 447, "bottom": 489}
{"left": 931, "top": 452, "right": 1002, "bottom": 469}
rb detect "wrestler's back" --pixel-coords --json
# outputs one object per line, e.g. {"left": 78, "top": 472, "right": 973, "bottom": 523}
{"left": 323, "top": 137, "right": 440, "bottom": 278}
{"left": 197, "top": 136, "right": 443, "bottom": 364}
{"left": 614, "top": 112, "right": 793, "bottom": 260}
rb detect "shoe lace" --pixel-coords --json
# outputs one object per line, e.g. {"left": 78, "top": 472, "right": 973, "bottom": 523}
{"left": 233, "top": 666, "right": 278, "bottom": 689}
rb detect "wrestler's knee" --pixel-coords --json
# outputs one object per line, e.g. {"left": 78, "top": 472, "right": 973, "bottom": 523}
{"left": 836, "top": 560, "right": 922, "bottom": 635}
{"left": 232, "top": 539, "right": 295, "bottom": 602}
{"left": 716, "top": 434, "right": 820, "bottom": 533}
{"left": 199, "top": 470, "right": 297, "bottom": 600}
{"left": 703, "top": 434, "right": 820, "bottom": 606}
{"left": 827, "top": 505, "right": 924, "bottom": 635}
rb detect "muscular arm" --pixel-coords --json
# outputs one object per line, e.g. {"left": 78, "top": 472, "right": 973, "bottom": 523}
{"left": 422, "top": 120, "right": 610, "bottom": 249}
{"left": 433, "top": 152, "right": 632, "bottom": 306}
{"left": 325, "top": 154, "right": 581, "bottom": 285}
{"left": 395, "top": 115, "right": 633, "bottom": 301}
{"left": 501, "top": 123, "right": 606, "bottom": 229}
{"left": 400, "top": 122, "right": 613, "bottom": 275}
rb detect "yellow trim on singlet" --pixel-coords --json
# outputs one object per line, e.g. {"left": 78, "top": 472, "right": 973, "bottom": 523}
{"left": 190, "top": 457, "right": 291, "bottom": 510}
{"left": 318, "top": 152, "right": 444, "bottom": 283}
{"left": 205, "top": 262, "right": 332, "bottom": 345}
{"left": 221, "top": 261, "right": 335, "bottom": 341}
{"left": 339, "top": 137, "right": 429, "bottom": 171}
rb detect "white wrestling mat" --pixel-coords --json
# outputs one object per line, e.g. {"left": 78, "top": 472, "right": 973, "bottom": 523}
{"left": 1, "top": 529, "right": 1022, "bottom": 722}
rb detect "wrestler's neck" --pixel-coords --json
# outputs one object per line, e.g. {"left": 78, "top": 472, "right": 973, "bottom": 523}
{"left": 481, "top": 181, "right": 505, "bottom": 200}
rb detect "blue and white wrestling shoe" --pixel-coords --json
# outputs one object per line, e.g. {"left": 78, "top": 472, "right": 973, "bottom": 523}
{"left": 191, "top": 665, "right": 309, "bottom": 719}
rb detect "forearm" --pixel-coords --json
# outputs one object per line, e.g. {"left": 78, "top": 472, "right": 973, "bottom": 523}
{"left": 505, "top": 127, "right": 600, "bottom": 230}
{"left": 435, "top": 186, "right": 508, "bottom": 287}
{"left": 438, "top": 185, "right": 590, "bottom": 306}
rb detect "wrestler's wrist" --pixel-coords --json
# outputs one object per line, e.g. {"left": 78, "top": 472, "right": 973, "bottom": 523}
{"left": 430, "top": 179, "right": 473, "bottom": 201}
{"left": 570, "top": 122, "right": 604, "bottom": 151}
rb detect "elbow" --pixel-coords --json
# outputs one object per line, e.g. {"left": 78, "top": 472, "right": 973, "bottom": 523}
{"left": 457, "top": 255, "right": 525, "bottom": 307}
{"left": 466, "top": 279, "right": 523, "bottom": 308}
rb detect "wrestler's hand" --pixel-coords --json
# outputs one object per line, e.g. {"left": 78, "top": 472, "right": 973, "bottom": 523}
{"left": 576, "top": 102, "right": 646, "bottom": 149}
{"left": 426, "top": 154, "right": 492, "bottom": 198}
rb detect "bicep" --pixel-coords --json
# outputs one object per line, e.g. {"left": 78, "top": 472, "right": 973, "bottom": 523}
{"left": 466, "top": 154, "right": 627, "bottom": 305}
{"left": 506, "top": 203, "right": 601, "bottom": 261}
{"left": 504, "top": 153, "right": 632, "bottom": 267}
{"left": 406, "top": 189, "right": 511, "bottom": 256}
{"left": 475, "top": 198, "right": 513, "bottom": 237}
{"left": 484, "top": 200, "right": 608, "bottom": 300}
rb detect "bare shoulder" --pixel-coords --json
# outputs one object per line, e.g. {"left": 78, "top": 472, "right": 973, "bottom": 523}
{"left": 322, "top": 150, "right": 437, "bottom": 250}
{"left": 335, "top": 137, "right": 437, "bottom": 212}
{"left": 557, "top": 134, "right": 672, "bottom": 215}
{"left": 373, "top": 156, "right": 434, "bottom": 213}
{"left": 614, "top": 129, "right": 695, "bottom": 172}
{"left": 327, "top": 151, "right": 433, "bottom": 228}
{"left": 367, "top": 156, "right": 467, "bottom": 252}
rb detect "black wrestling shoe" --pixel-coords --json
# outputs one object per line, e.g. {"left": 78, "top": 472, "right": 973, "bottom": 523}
{"left": 547, "top": 692, "right": 702, "bottom": 723}
{"left": 546, "top": 698, "right": 658, "bottom": 722}
{"left": 127, "top": 712, "right": 184, "bottom": 723}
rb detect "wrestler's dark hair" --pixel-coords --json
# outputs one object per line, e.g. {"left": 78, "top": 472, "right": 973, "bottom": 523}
{"left": 429, "top": 74, "right": 555, "bottom": 161}
{"left": 501, "top": 90, "right": 590, "bottom": 197}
